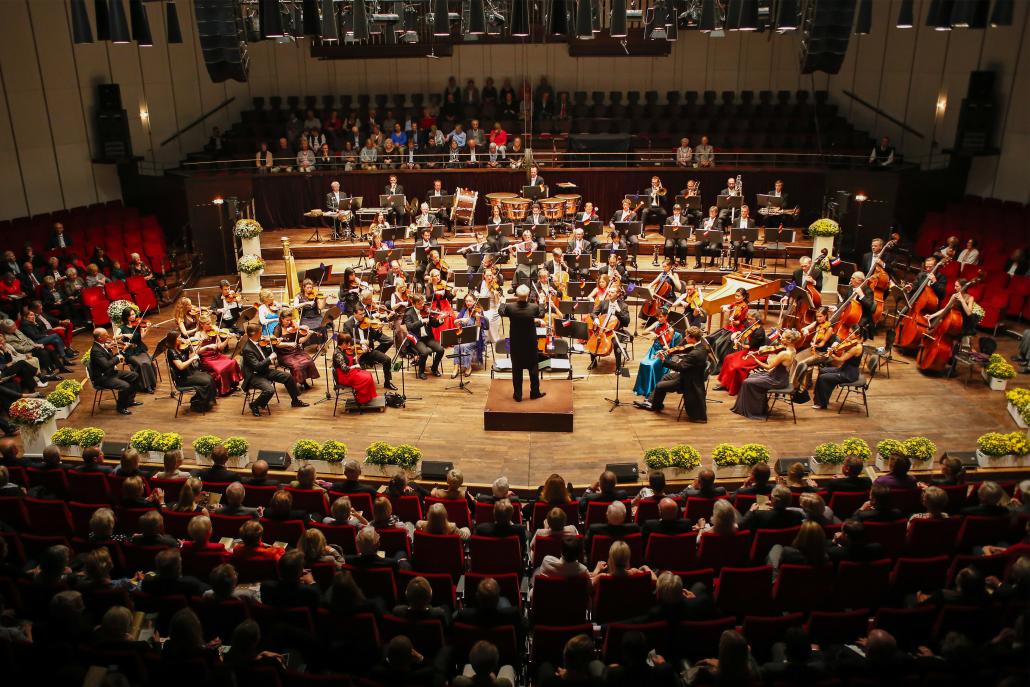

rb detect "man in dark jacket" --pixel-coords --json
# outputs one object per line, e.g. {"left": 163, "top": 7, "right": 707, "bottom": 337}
{"left": 960, "top": 481, "right": 1010, "bottom": 517}
{"left": 634, "top": 327, "right": 708, "bottom": 422}
{"left": 141, "top": 549, "right": 209, "bottom": 597}
{"left": 74, "top": 447, "right": 113, "bottom": 474}
{"left": 328, "top": 459, "right": 378, "bottom": 495}
{"left": 240, "top": 323, "right": 307, "bottom": 416}
{"left": 474, "top": 498, "right": 527, "bottom": 550}
{"left": 260, "top": 550, "right": 321, "bottom": 610}
{"left": 193, "top": 444, "right": 240, "bottom": 483}
{"left": 217, "top": 482, "right": 261, "bottom": 517}
{"left": 579, "top": 470, "right": 629, "bottom": 513}
{"left": 827, "top": 519, "right": 885, "bottom": 563}
{"left": 87, "top": 328, "right": 140, "bottom": 415}
{"left": 452, "top": 576, "right": 526, "bottom": 639}
{"left": 498, "top": 286, "right": 544, "bottom": 401}
{"left": 735, "top": 463, "right": 775, "bottom": 496}
{"left": 680, "top": 469, "right": 727, "bottom": 499}
{"left": 241, "top": 459, "right": 279, "bottom": 487}
{"left": 741, "top": 485, "right": 803, "bottom": 531}
{"left": 586, "top": 501, "right": 640, "bottom": 544}
{"left": 853, "top": 484, "right": 904, "bottom": 522}
{"left": 642, "top": 497, "right": 695, "bottom": 541}
{"left": 343, "top": 526, "right": 410, "bottom": 571}
{"left": 823, "top": 456, "right": 872, "bottom": 494}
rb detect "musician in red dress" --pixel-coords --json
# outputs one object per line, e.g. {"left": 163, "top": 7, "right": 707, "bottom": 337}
{"left": 427, "top": 269, "right": 456, "bottom": 341}
{"left": 706, "top": 288, "right": 750, "bottom": 367}
{"left": 714, "top": 313, "right": 767, "bottom": 395}
{"left": 332, "top": 333, "right": 377, "bottom": 404}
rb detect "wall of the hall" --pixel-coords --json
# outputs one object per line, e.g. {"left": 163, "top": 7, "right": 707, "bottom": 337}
{"left": 0, "top": 0, "right": 1025, "bottom": 222}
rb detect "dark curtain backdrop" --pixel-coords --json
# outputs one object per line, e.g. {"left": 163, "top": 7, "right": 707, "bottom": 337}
{"left": 244, "top": 168, "right": 832, "bottom": 229}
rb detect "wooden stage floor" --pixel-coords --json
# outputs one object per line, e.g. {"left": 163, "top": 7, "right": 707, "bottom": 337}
{"left": 55, "top": 294, "right": 1029, "bottom": 489}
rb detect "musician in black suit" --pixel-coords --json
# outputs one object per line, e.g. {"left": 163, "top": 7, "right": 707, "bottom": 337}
{"left": 906, "top": 256, "right": 947, "bottom": 303}
{"left": 403, "top": 295, "right": 444, "bottom": 380}
{"left": 696, "top": 206, "right": 723, "bottom": 268}
{"left": 634, "top": 327, "right": 707, "bottom": 422}
{"left": 588, "top": 288, "right": 631, "bottom": 373}
{"left": 841, "top": 272, "right": 876, "bottom": 338}
{"left": 381, "top": 174, "right": 406, "bottom": 224}
{"left": 412, "top": 227, "right": 440, "bottom": 286}
{"left": 240, "top": 323, "right": 308, "bottom": 416}
{"left": 425, "top": 179, "right": 450, "bottom": 228}
{"left": 565, "top": 228, "right": 595, "bottom": 278}
{"left": 87, "top": 328, "right": 140, "bottom": 415}
{"left": 498, "top": 286, "right": 544, "bottom": 402}
{"left": 326, "top": 180, "right": 350, "bottom": 239}
{"left": 512, "top": 229, "right": 544, "bottom": 289}
{"left": 526, "top": 203, "right": 547, "bottom": 226}
{"left": 342, "top": 305, "right": 397, "bottom": 391}
{"left": 526, "top": 165, "right": 545, "bottom": 190}
{"left": 663, "top": 204, "right": 690, "bottom": 265}
{"left": 729, "top": 205, "right": 756, "bottom": 268}
{"left": 786, "top": 256, "right": 824, "bottom": 310}
{"left": 860, "top": 238, "right": 894, "bottom": 280}
{"left": 717, "top": 177, "right": 742, "bottom": 222}
{"left": 166, "top": 334, "right": 217, "bottom": 413}
{"left": 210, "top": 280, "right": 243, "bottom": 333}
{"left": 609, "top": 197, "right": 642, "bottom": 265}
{"left": 641, "top": 175, "right": 668, "bottom": 229}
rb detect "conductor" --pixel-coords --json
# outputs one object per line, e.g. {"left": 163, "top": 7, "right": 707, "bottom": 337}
{"left": 498, "top": 285, "right": 545, "bottom": 402}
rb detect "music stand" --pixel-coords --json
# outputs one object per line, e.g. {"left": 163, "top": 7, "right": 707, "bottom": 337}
{"left": 680, "top": 195, "right": 702, "bottom": 212}
{"left": 757, "top": 194, "right": 784, "bottom": 213}
{"left": 379, "top": 194, "right": 407, "bottom": 215}
{"left": 375, "top": 248, "right": 403, "bottom": 264}
{"left": 624, "top": 193, "right": 651, "bottom": 209}
{"left": 697, "top": 229, "right": 724, "bottom": 270}
{"left": 453, "top": 272, "right": 484, "bottom": 290}
{"left": 516, "top": 250, "right": 546, "bottom": 268}
{"left": 599, "top": 247, "right": 628, "bottom": 264}
{"left": 604, "top": 335, "right": 633, "bottom": 412}
{"left": 761, "top": 227, "right": 794, "bottom": 269}
{"left": 441, "top": 325, "right": 479, "bottom": 393}
{"left": 613, "top": 221, "right": 643, "bottom": 238}
{"left": 380, "top": 226, "right": 402, "bottom": 243}
{"left": 522, "top": 185, "right": 545, "bottom": 201}
{"left": 554, "top": 318, "right": 589, "bottom": 378}
{"left": 730, "top": 228, "right": 760, "bottom": 269}
{"left": 428, "top": 195, "right": 454, "bottom": 211}
{"left": 464, "top": 252, "right": 485, "bottom": 269}
{"left": 523, "top": 224, "right": 549, "bottom": 242}
{"left": 303, "top": 265, "right": 331, "bottom": 285}
{"left": 717, "top": 194, "right": 743, "bottom": 224}
{"left": 566, "top": 281, "right": 596, "bottom": 299}
{"left": 581, "top": 220, "right": 603, "bottom": 238}
{"left": 663, "top": 225, "right": 691, "bottom": 242}
{"left": 564, "top": 254, "right": 592, "bottom": 273}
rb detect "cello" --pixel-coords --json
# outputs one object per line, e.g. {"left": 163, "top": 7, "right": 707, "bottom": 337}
{"left": 869, "top": 239, "right": 898, "bottom": 325}
{"left": 894, "top": 256, "right": 950, "bottom": 353}
{"left": 642, "top": 268, "right": 675, "bottom": 319}
{"left": 784, "top": 248, "right": 828, "bottom": 338}
{"left": 916, "top": 273, "right": 983, "bottom": 373}
{"left": 585, "top": 283, "right": 623, "bottom": 357}
{"left": 828, "top": 271, "right": 877, "bottom": 339}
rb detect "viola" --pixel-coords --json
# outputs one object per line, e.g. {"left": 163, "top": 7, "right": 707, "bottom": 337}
{"left": 259, "top": 335, "right": 281, "bottom": 347}
{"left": 733, "top": 320, "right": 761, "bottom": 350}
{"left": 358, "top": 317, "right": 385, "bottom": 331}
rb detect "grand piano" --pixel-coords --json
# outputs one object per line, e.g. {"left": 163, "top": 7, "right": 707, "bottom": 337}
{"left": 702, "top": 272, "right": 783, "bottom": 330}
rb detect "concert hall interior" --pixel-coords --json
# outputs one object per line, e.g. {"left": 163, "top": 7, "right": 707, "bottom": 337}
{"left": 0, "top": 1, "right": 1029, "bottom": 685}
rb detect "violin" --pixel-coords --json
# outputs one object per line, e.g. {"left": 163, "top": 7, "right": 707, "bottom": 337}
{"left": 826, "top": 330, "right": 862, "bottom": 357}
{"left": 358, "top": 317, "right": 385, "bottom": 331}
{"left": 733, "top": 320, "right": 761, "bottom": 349}
{"left": 258, "top": 335, "right": 281, "bottom": 347}
{"left": 202, "top": 326, "right": 232, "bottom": 339}
{"left": 281, "top": 324, "right": 311, "bottom": 336}
{"left": 223, "top": 290, "right": 239, "bottom": 303}
{"left": 747, "top": 344, "right": 786, "bottom": 360}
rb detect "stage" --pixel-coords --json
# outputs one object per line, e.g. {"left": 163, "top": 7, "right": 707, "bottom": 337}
{"left": 52, "top": 290, "right": 1028, "bottom": 488}
{"left": 484, "top": 379, "right": 574, "bottom": 432}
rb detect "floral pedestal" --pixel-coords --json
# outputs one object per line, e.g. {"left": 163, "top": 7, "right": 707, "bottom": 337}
{"left": 54, "top": 398, "right": 80, "bottom": 421}
{"left": 812, "top": 235, "right": 838, "bottom": 298}
{"left": 227, "top": 453, "right": 250, "bottom": 469}
{"left": 240, "top": 270, "right": 263, "bottom": 295}
{"left": 147, "top": 451, "right": 164, "bottom": 463}
{"left": 1008, "top": 403, "right": 1029, "bottom": 429}
{"left": 22, "top": 418, "right": 57, "bottom": 457}
{"left": 983, "top": 371, "right": 1007, "bottom": 391}
{"left": 62, "top": 446, "right": 82, "bottom": 458}
{"left": 975, "top": 450, "right": 1019, "bottom": 468}
{"left": 364, "top": 463, "right": 418, "bottom": 479}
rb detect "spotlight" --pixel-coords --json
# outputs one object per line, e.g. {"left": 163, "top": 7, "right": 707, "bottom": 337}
{"left": 261, "top": 0, "right": 285, "bottom": 38}
{"left": 71, "top": 0, "right": 93, "bottom": 43}
{"left": 550, "top": 0, "right": 570, "bottom": 36}
{"left": 433, "top": 0, "right": 450, "bottom": 35}
{"left": 855, "top": 0, "right": 871, "bottom": 34}
{"left": 109, "top": 0, "right": 131, "bottom": 43}
{"left": 166, "top": 0, "right": 183, "bottom": 43}
{"left": 353, "top": 0, "right": 370, "bottom": 40}
{"left": 896, "top": 0, "right": 914, "bottom": 27}
{"left": 469, "top": 0, "right": 486, "bottom": 34}
{"left": 950, "top": 0, "right": 977, "bottom": 27}
{"left": 854, "top": 192, "right": 867, "bottom": 203}
{"left": 774, "top": 0, "right": 798, "bottom": 30}
{"left": 212, "top": 197, "right": 225, "bottom": 205}
{"left": 511, "top": 0, "right": 530, "bottom": 36}
{"left": 738, "top": 0, "right": 757, "bottom": 30}
{"left": 990, "top": 0, "right": 1013, "bottom": 26}
{"left": 94, "top": 0, "right": 111, "bottom": 41}
{"left": 699, "top": 0, "right": 716, "bottom": 32}
{"left": 319, "top": 0, "right": 337, "bottom": 38}
{"left": 574, "top": 0, "right": 592, "bottom": 38}
{"left": 129, "top": 0, "right": 152, "bottom": 46}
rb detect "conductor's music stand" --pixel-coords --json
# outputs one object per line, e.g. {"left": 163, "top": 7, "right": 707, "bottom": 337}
{"left": 441, "top": 325, "right": 480, "bottom": 393}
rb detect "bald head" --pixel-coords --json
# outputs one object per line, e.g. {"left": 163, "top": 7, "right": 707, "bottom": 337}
{"left": 251, "top": 460, "right": 269, "bottom": 479}
{"left": 658, "top": 497, "right": 679, "bottom": 521}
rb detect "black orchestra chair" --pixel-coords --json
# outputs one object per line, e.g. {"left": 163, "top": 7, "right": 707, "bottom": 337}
{"left": 240, "top": 384, "right": 279, "bottom": 416}
{"left": 834, "top": 353, "right": 878, "bottom": 416}
{"left": 85, "top": 366, "right": 119, "bottom": 417}
{"left": 764, "top": 362, "right": 798, "bottom": 424}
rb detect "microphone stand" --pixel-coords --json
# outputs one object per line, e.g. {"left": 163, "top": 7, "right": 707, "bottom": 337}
{"left": 311, "top": 324, "right": 334, "bottom": 405}
{"left": 604, "top": 330, "right": 632, "bottom": 412}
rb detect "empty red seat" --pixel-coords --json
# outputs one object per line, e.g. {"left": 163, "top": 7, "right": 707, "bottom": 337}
{"left": 327, "top": 490, "right": 373, "bottom": 516}
{"left": 210, "top": 514, "right": 254, "bottom": 540}
{"left": 872, "top": 605, "right": 937, "bottom": 650}
{"left": 890, "top": 556, "right": 950, "bottom": 595}
{"left": 284, "top": 488, "right": 329, "bottom": 516}
{"left": 530, "top": 501, "right": 579, "bottom": 530}
{"left": 343, "top": 564, "right": 398, "bottom": 607}
{"left": 601, "top": 621, "right": 669, "bottom": 663}
{"left": 380, "top": 614, "right": 445, "bottom": 658}
{"left": 806, "top": 609, "right": 870, "bottom": 646}
{"left": 644, "top": 533, "right": 697, "bottom": 572}
{"left": 103, "top": 280, "right": 133, "bottom": 303}
{"left": 749, "top": 526, "right": 801, "bottom": 563}
{"left": 715, "top": 566, "right": 772, "bottom": 617}
{"left": 532, "top": 574, "right": 590, "bottom": 625}
{"left": 411, "top": 531, "right": 465, "bottom": 580}
{"left": 698, "top": 531, "right": 752, "bottom": 571}
{"left": 160, "top": 509, "right": 198, "bottom": 539}
{"left": 864, "top": 520, "right": 908, "bottom": 559}
{"left": 261, "top": 518, "right": 306, "bottom": 545}
{"left": 827, "top": 491, "right": 868, "bottom": 518}
{"left": 310, "top": 522, "right": 357, "bottom": 554}
{"left": 242, "top": 484, "right": 281, "bottom": 508}
{"left": 592, "top": 572, "right": 655, "bottom": 624}
{"left": 588, "top": 533, "right": 643, "bottom": 568}
{"left": 124, "top": 275, "right": 158, "bottom": 312}
{"left": 956, "top": 515, "right": 1011, "bottom": 550}
{"left": 831, "top": 559, "right": 891, "bottom": 610}
{"left": 469, "top": 535, "right": 522, "bottom": 575}
{"left": 388, "top": 494, "right": 423, "bottom": 523}
{"left": 23, "top": 498, "right": 74, "bottom": 535}
{"left": 772, "top": 564, "right": 832, "bottom": 612}
{"left": 66, "top": 471, "right": 113, "bottom": 504}
{"left": 906, "top": 517, "right": 962, "bottom": 557}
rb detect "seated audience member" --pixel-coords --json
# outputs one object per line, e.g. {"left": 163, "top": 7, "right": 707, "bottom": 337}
{"left": 120, "top": 476, "right": 161, "bottom": 509}
{"left": 735, "top": 463, "right": 774, "bottom": 495}
{"left": 112, "top": 447, "right": 154, "bottom": 478}
{"left": 289, "top": 463, "right": 325, "bottom": 492}
{"left": 73, "top": 547, "right": 135, "bottom": 592}
{"left": 453, "top": 639, "right": 517, "bottom": 687}
{"left": 914, "top": 565, "right": 991, "bottom": 608}
{"left": 181, "top": 515, "right": 226, "bottom": 556}
{"left": 759, "top": 626, "right": 830, "bottom": 683}
{"left": 221, "top": 619, "right": 287, "bottom": 675}
{"left": 474, "top": 498, "right": 526, "bottom": 549}
{"left": 131, "top": 510, "right": 179, "bottom": 548}
{"left": 633, "top": 470, "right": 671, "bottom": 505}
{"left": 874, "top": 454, "right": 918, "bottom": 490}
{"left": 325, "top": 569, "right": 384, "bottom": 617}
{"left": 417, "top": 502, "right": 471, "bottom": 540}
{"left": 636, "top": 571, "right": 716, "bottom": 626}
{"left": 87, "top": 507, "right": 127, "bottom": 545}
{"left": 536, "top": 634, "right": 605, "bottom": 687}
{"left": 371, "top": 495, "right": 412, "bottom": 533}
{"left": 823, "top": 456, "right": 872, "bottom": 494}
{"left": 169, "top": 477, "right": 208, "bottom": 515}
{"left": 431, "top": 467, "right": 469, "bottom": 500}
{"left": 795, "top": 492, "right": 838, "bottom": 525}
{"left": 827, "top": 519, "right": 885, "bottom": 563}
{"left": 686, "top": 630, "right": 758, "bottom": 685}
{"left": 28, "top": 444, "right": 66, "bottom": 471}
{"left": 922, "top": 455, "right": 966, "bottom": 487}
{"left": 767, "top": 521, "right": 829, "bottom": 573}
{"left": 231, "top": 520, "right": 284, "bottom": 565}
{"left": 961, "top": 481, "right": 1009, "bottom": 517}
{"left": 345, "top": 526, "right": 409, "bottom": 571}
{"left": 218, "top": 482, "right": 261, "bottom": 517}
{"left": 854, "top": 484, "right": 905, "bottom": 522}
{"left": 369, "top": 635, "right": 441, "bottom": 687}
{"left": 602, "top": 630, "right": 679, "bottom": 687}
{"left": 265, "top": 489, "right": 312, "bottom": 522}
{"left": 153, "top": 449, "right": 190, "bottom": 480}
{"left": 453, "top": 576, "right": 525, "bottom": 636}
{"left": 161, "top": 608, "right": 219, "bottom": 665}
{"left": 642, "top": 497, "right": 695, "bottom": 539}
{"left": 323, "top": 495, "right": 368, "bottom": 526}
{"left": 586, "top": 501, "right": 640, "bottom": 543}
{"left": 908, "top": 485, "right": 949, "bottom": 529}
{"left": 680, "top": 468, "right": 727, "bottom": 498}
{"left": 741, "top": 485, "right": 804, "bottom": 531}
{"left": 91, "top": 606, "right": 150, "bottom": 653}
{"left": 530, "top": 507, "right": 579, "bottom": 559}
{"left": 579, "top": 470, "right": 628, "bottom": 512}
{"left": 830, "top": 629, "right": 916, "bottom": 682}
{"left": 695, "top": 498, "right": 739, "bottom": 542}
{"left": 533, "top": 535, "right": 588, "bottom": 583}
{"left": 298, "top": 527, "right": 344, "bottom": 568}
{"left": 74, "top": 446, "right": 112, "bottom": 474}
{"left": 242, "top": 458, "right": 279, "bottom": 486}
{"left": 588, "top": 540, "right": 656, "bottom": 587}
{"left": 0, "top": 465, "right": 25, "bottom": 496}
{"left": 193, "top": 444, "right": 240, "bottom": 482}
{"left": 476, "top": 476, "right": 519, "bottom": 505}
{"left": 393, "top": 575, "right": 451, "bottom": 625}
{"left": 260, "top": 549, "right": 320, "bottom": 609}
{"left": 782, "top": 462, "right": 819, "bottom": 492}
{"left": 141, "top": 549, "right": 210, "bottom": 597}
{"left": 328, "top": 458, "right": 378, "bottom": 495}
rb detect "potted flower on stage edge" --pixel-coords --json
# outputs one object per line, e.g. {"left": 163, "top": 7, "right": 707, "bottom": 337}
{"left": 1006, "top": 388, "right": 1030, "bottom": 430}
{"left": 875, "top": 436, "right": 936, "bottom": 471}
{"left": 666, "top": 444, "right": 703, "bottom": 480}
{"left": 130, "top": 429, "right": 162, "bottom": 463}
{"left": 51, "top": 427, "right": 80, "bottom": 457}
{"left": 976, "top": 431, "right": 1016, "bottom": 468}
{"left": 984, "top": 354, "right": 1016, "bottom": 391}
{"left": 320, "top": 440, "right": 348, "bottom": 472}
{"left": 223, "top": 436, "right": 250, "bottom": 467}
{"left": 8, "top": 398, "right": 58, "bottom": 457}
{"left": 76, "top": 427, "right": 106, "bottom": 451}
{"left": 811, "top": 441, "right": 846, "bottom": 475}
{"left": 364, "top": 442, "right": 421, "bottom": 478}
{"left": 48, "top": 379, "right": 82, "bottom": 420}
{"left": 1008, "top": 432, "right": 1030, "bottom": 466}
{"left": 192, "top": 435, "right": 222, "bottom": 459}
{"left": 292, "top": 439, "right": 322, "bottom": 464}
{"left": 712, "top": 443, "right": 748, "bottom": 478}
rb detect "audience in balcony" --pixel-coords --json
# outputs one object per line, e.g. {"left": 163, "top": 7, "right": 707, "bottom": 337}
{"left": 869, "top": 135, "right": 895, "bottom": 167}
{"left": 694, "top": 135, "right": 715, "bottom": 167}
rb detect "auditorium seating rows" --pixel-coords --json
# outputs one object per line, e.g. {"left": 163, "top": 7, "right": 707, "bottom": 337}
{"left": 913, "top": 195, "right": 1030, "bottom": 328}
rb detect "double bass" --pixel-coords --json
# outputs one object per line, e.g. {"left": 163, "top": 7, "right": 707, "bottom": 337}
{"left": 916, "top": 273, "right": 984, "bottom": 372}
{"left": 870, "top": 239, "right": 898, "bottom": 324}
{"left": 829, "top": 271, "right": 877, "bottom": 339}
{"left": 894, "top": 256, "right": 950, "bottom": 353}
{"left": 784, "top": 248, "right": 828, "bottom": 340}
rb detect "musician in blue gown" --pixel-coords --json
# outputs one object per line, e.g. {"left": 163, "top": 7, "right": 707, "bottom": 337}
{"left": 634, "top": 308, "right": 682, "bottom": 397}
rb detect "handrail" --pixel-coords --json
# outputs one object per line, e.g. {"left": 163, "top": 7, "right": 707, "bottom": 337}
{"left": 841, "top": 90, "right": 924, "bottom": 139}
{"left": 160, "top": 97, "right": 237, "bottom": 147}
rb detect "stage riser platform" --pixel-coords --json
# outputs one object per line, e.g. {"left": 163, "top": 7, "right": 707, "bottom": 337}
{"left": 484, "top": 379, "right": 574, "bottom": 432}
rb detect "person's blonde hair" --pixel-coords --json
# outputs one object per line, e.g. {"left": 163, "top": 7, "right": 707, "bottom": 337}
{"left": 299, "top": 528, "right": 328, "bottom": 563}
{"left": 373, "top": 496, "right": 393, "bottom": 523}
{"left": 331, "top": 496, "right": 353, "bottom": 522}
{"left": 122, "top": 476, "right": 145, "bottom": 500}
{"left": 445, "top": 469, "right": 464, "bottom": 491}
{"left": 84, "top": 547, "right": 114, "bottom": 580}
{"left": 174, "top": 477, "right": 204, "bottom": 511}
{"left": 922, "top": 486, "right": 948, "bottom": 514}
{"left": 655, "top": 571, "right": 683, "bottom": 604}
{"left": 425, "top": 503, "right": 450, "bottom": 533}
{"left": 799, "top": 492, "right": 827, "bottom": 520}
{"left": 791, "top": 521, "right": 827, "bottom": 564}
{"left": 187, "top": 515, "right": 212, "bottom": 543}
{"left": 163, "top": 449, "right": 183, "bottom": 473}
{"left": 607, "top": 540, "right": 631, "bottom": 573}
{"left": 711, "top": 499, "right": 737, "bottom": 532}
{"left": 259, "top": 288, "right": 274, "bottom": 304}
{"left": 90, "top": 508, "right": 116, "bottom": 538}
